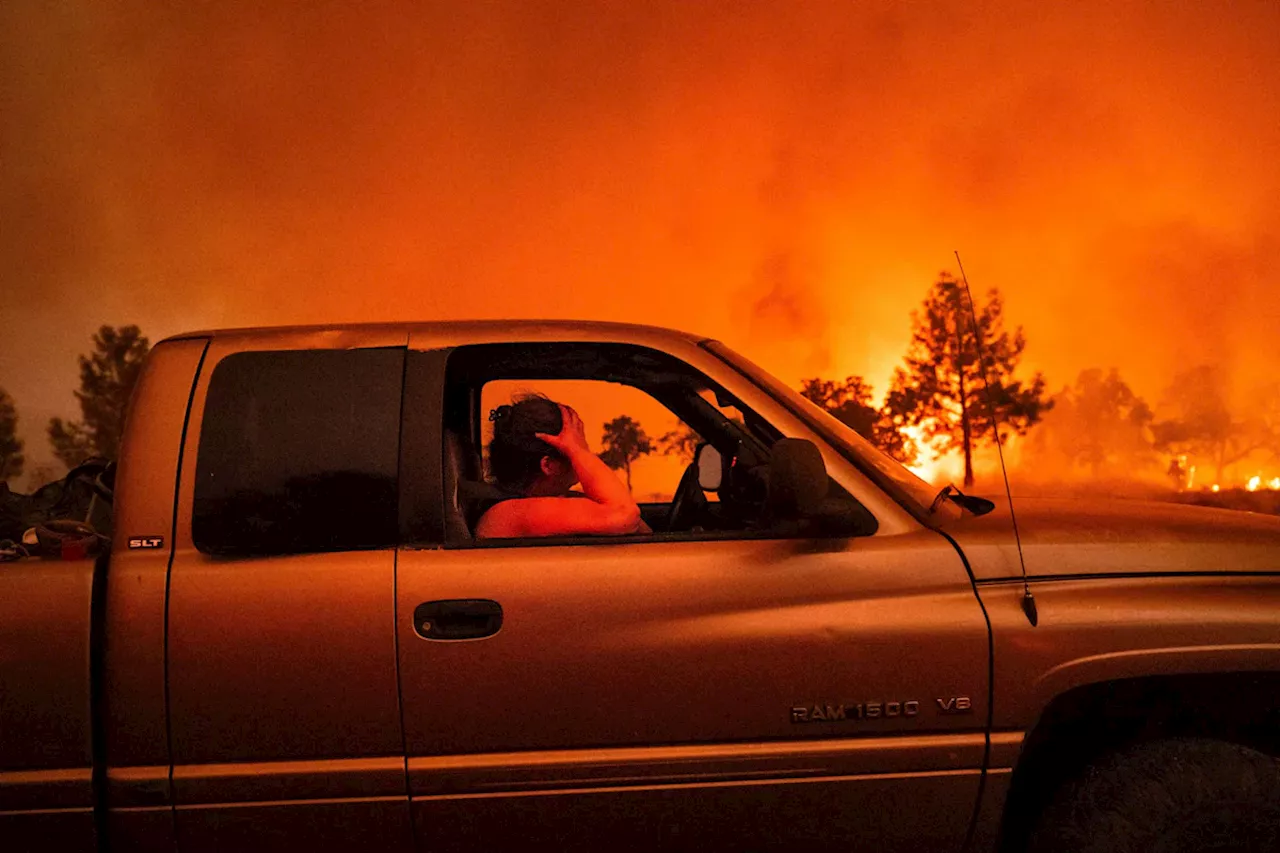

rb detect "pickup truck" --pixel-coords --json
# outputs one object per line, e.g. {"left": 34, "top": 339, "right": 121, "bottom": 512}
{"left": 2, "top": 320, "right": 1278, "bottom": 853}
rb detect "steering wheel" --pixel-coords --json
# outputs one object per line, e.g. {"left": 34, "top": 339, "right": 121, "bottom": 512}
{"left": 665, "top": 461, "right": 708, "bottom": 532}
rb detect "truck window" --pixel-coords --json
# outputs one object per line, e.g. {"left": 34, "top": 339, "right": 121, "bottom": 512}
{"left": 441, "top": 342, "right": 878, "bottom": 545}
{"left": 192, "top": 348, "right": 404, "bottom": 556}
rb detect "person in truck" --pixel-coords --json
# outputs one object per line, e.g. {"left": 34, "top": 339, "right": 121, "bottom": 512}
{"left": 474, "top": 396, "right": 649, "bottom": 539}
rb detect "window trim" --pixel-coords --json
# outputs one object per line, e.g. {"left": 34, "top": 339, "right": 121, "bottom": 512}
{"left": 459, "top": 528, "right": 866, "bottom": 550}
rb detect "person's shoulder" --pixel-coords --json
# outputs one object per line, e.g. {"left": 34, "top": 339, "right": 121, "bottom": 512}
{"left": 475, "top": 494, "right": 599, "bottom": 539}
{"left": 474, "top": 496, "right": 559, "bottom": 538}
{"left": 474, "top": 499, "right": 520, "bottom": 539}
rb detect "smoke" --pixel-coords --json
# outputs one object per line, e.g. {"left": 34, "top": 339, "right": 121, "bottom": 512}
{"left": 742, "top": 252, "right": 833, "bottom": 374}
{"left": 3, "top": 1, "right": 1279, "bottom": 483}
{"left": 1091, "top": 220, "right": 1280, "bottom": 396}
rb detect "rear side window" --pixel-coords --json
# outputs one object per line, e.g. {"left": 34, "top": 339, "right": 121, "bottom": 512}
{"left": 193, "top": 348, "right": 404, "bottom": 556}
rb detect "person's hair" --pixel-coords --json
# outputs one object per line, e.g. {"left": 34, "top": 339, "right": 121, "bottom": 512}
{"left": 487, "top": 395, "right": 565, "bottom": 492}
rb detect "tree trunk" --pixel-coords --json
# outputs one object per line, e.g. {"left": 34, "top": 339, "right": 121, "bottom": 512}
{"left": 624, "top": 460, "right": 632, "bottom": 493}
{"left": 961, "top": 410, "right": 974, "bottom": 488}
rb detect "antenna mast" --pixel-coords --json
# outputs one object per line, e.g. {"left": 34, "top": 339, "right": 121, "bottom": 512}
{"left": 954, "top": 251, "right": 1038, "bottom": 627}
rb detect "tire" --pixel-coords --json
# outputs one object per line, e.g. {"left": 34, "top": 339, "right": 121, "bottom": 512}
{"left": 1027, "top": 738, "right": 1280, "bottom": 853}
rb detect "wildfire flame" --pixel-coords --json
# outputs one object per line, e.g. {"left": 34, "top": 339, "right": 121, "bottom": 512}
{"left": 903, "top": 424, "right": 942, "bottom": 484}
{"left": 1202, "top": 475, "right": 1279, "bottom": 493}
{"left": 902, "top": 423, "right": 964, "bottom": 486}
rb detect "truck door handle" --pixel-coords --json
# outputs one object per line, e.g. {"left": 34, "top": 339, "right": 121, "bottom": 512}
{"left": 414, "top": 599, "right": 503, "bottom": 640}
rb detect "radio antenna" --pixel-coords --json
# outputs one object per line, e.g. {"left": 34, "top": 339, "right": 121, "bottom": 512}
{"left": 954, "top": 251, "right": 1037, "bottom": 627}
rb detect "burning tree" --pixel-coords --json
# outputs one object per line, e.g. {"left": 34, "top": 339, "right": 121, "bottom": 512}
{"left": 1033, "top": 368, "right": 1155, "bottom": 479}
{"left": 884, "top": 274, "right": 1050, "bottom": 487}
{"left": 600, "top": 415, "right": 653, "bottom": 492}
{"left": 1153, "top": 366, "right": 1280, "bottom": 485}
{"left": 48, "top": 325, "right": 151, "bottom": 466}
{"left": 799, "top": 375, "right": 905, "bottom": 459}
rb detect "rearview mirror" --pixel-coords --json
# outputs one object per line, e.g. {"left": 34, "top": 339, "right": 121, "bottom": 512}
{"left": 695, "top": 443, "right": 724, "bottom": 492}
{"left": 766, "top": 438, "right": 829, "bottom": 519}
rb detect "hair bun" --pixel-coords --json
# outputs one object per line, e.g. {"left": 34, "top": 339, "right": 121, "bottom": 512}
{"left": 489, "top": 405, "right": 512, "bottom": 423}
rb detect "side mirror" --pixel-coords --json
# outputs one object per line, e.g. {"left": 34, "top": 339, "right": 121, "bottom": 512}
{"left": 766, "top": 438, "right": 829, "bottom": 519}
{"left": 695, "top": 443, "right": 724, "bottom": 492}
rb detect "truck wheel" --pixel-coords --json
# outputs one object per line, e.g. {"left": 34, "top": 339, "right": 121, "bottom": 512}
{"left": 1027, "top": 738, "right": 1280, "bottom": 853}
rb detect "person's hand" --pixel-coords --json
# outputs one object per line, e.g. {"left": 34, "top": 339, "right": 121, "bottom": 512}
{"left": 536, "top": 404, "right": 591, "bottom": 456}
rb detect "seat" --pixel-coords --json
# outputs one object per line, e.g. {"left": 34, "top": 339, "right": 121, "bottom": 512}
{"left": 443, "top": 430, "right": 509, "bottom": 542}
{"left": 443, "top": 431, "right": 473, "bottom": 542}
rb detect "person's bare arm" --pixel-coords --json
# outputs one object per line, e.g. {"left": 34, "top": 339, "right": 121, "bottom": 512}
{"left": 541, "top": 406, "right": 636, "bottom": 515}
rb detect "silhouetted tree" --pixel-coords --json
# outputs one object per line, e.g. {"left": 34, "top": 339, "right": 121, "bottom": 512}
{"left": 48, "top": 325, "right": 150, "bottom": 466}
{"left": 600, "top": 415, "right": 653, "bottom": 492}
{"left": 801, "top": 376, "right": 877, "bottom": 435}
{"left": 0, "top": 387, "right": 24, "bottom": 483}
{"left": 25, "top": 463, "right": 59, "bottom": 493}
{"left": 1036, "top": 368, "right": 1154, "bottom": 478}
{"left": 799, "top": 375, "right": 906, "bottom": 459}
{"left": 656, "top": 422, "right": 700, "bottom": 464}
{"left": 1153, "top": 366, "right": 1278, "bottom": 484}
{"left": 1263, "top": 385, "right": 1280, "bottom": 468}
{"left": 884, "top": 274, "right": 1050, "bottom": 487}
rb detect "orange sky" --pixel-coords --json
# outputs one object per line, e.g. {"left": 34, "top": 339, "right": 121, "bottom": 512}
{"left": 3, "top": 1, "right": 1278, "bottom": 486}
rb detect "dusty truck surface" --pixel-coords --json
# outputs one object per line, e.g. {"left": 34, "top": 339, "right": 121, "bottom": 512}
{"left": 2, "top": 320, "right": 1278, "bottom": 852}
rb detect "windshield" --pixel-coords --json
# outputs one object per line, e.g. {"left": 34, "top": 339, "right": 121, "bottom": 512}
{"left": 703, "top": 340, "right": 954, "bottom": 522}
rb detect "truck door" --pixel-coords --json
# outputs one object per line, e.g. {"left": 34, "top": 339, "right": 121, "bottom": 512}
{"left": 394, "top": 339, "right": 991, "bottom": 853}
{"left": 165, "top": 333, "right": 413, "bottom": 853}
